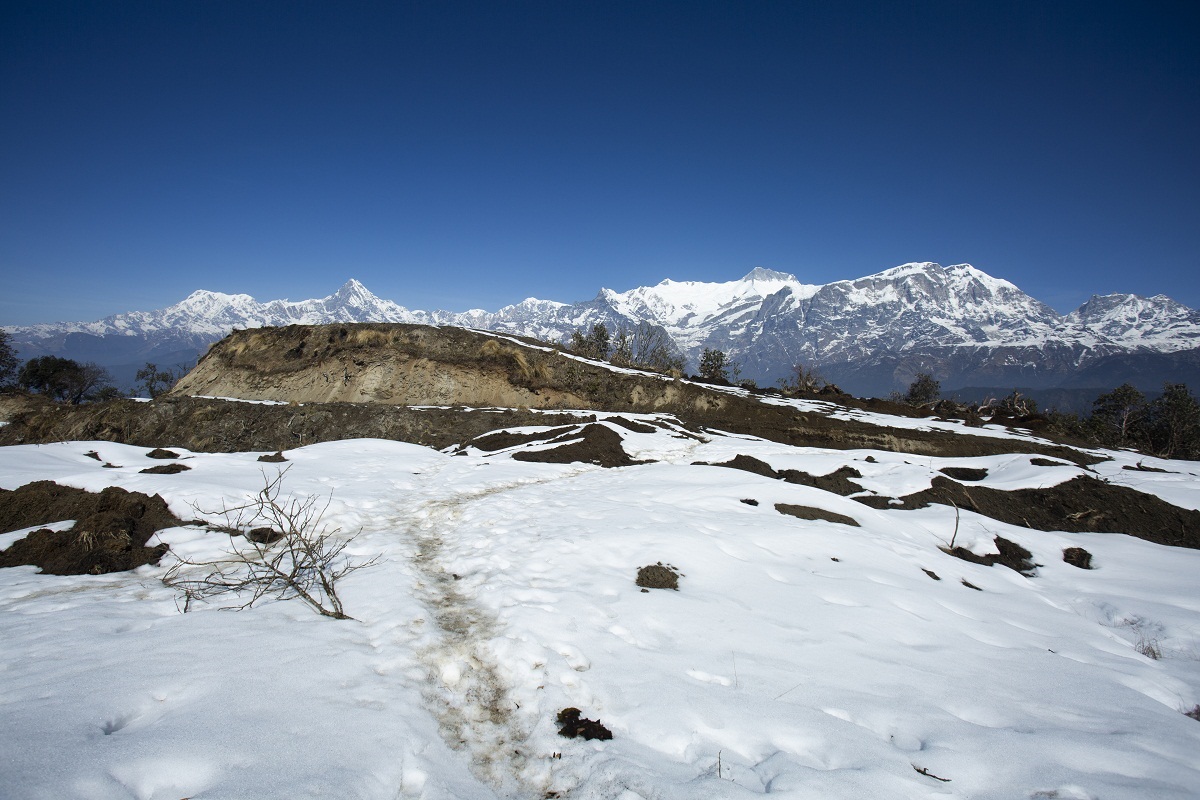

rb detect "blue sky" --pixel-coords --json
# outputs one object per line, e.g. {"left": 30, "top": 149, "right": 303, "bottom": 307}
{"left": 2, "top": 1, "right": 1197, "bottom": 325}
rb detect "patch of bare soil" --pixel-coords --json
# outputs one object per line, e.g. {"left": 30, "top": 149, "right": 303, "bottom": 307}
{"left": 698, "top": 454, "right": 865, "bottom": 496}
{"left": 606, "top": 416, "right": 657, "bottom": 433}
{"left": 857, "top": 475, "right": 1200, "bottom": 549}
{"left": 774, "top": 503, "right": 860, "bottom": 527}
{"left": 139, "top": 463, "right": 191, "bottom": 474}
{"left": 942, "top": 536, "right": 1036, "bottom": 575}
{"left": 1063, "top": 547, "right": 1094, "bottom": 569}
{"left": 0, "top": 482, "right": 180, "bottom": 574}
{"left": 1122, "top": 463, "right": 1172, "bottom": 473}
{"left": 145, "top": 448, "right": 179, "bottom": 459}
{"left": 939, "top": 467, "right": 988, "bottom": 481}
{"left": 257, "top": 452, "right": 288, "bottom": 462}
{"left": 467, "top": 425, "right": 579, "bottom": 453}
{"left": 511, "top": 424, "right": 643, "bottom": 468}
{"left": 1030, "top": 458, "right": 1072, "bottom": 467}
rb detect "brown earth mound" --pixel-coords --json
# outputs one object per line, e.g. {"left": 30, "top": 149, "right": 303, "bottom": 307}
{"left": 774, "top": 503, "right": 861, "bottom": 527}
{"left": 856, "top": 475, "right": 1200, "bottom": 549}
{"left": 140, "top": 463, "right": 191, "bottom": 474}
{"left": 636, "top": 563, "right": 680, "bottom": 590}
{"left": 467, "top": 425, "right": 579, "bottom": 453}
{"left": 0, "top": 482, "right": 180, "bottom": 574}
{"left": 943, "top": 536, "right": 1036, "bottom": 575}
{"left": 556, "top": 708, "right": 613, "bottom": 741}
{"left": 939, "top": 467, "right": 988, "bottom": 481}
{"left": 511, "top": 424, "right": 642, "bottom": 468}
{"left": 699, "top": 454, "right": 866, "bottom": 496}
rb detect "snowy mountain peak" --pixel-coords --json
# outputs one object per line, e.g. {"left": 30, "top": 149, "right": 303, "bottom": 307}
{"left": 741, "top": 266, "right": 798, "bottom": 282}
{"left": 8, "top": 263, "right": 1200, "bottom": 395}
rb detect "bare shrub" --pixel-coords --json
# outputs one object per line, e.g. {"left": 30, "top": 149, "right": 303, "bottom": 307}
{"left": 1135, "top": 635, "right": 1162, "bottom": 660}
{"left": 163, "top": 468, "right": 378, "bottom": 620}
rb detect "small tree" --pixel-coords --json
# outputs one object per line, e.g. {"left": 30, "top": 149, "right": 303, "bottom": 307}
{"left": 163, "top": 468, "right": 378, "bottom": 620}
{"left": 0, "top": 330, "right": 17, "bottom": 389}
{"left": 1091, "top": 382, "right": 1147, "bottom": 446}
{"left": 628, "top": 323, "right": 684, "bottom": 374}
{"left": 778, "top": 361, "right": 825, "bottom": 395}
{"left": 568, "top": 322, "right": 612, "bottom": 361}
{"left": 1144, "top": 382, "right": 1200, "bottom": 460}
{"left": 904, "top": 373, "right": 940, "bottom": 406}
{"left": 135, "top": 362, "right": 179, "bottom": 398}
{"left": 18, "top": 356, "right": 113, "bottom": 404}
{"left": 698, "top": 348, "right": 731, "bottom": 382}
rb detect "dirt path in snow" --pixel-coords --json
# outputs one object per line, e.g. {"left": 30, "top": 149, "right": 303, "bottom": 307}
{"left": 403, "top": 474, "right": 585, "bottom": 798}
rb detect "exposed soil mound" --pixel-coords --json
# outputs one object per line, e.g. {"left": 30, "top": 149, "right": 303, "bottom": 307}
{"left": 1063, "top": 547, "right": 1094, "bottom": 569}
{"left": 943, "top": 536, "right": 1036, "bottom": 575}
{"left": 467, "top": 426, "right": 579, "bottom": 453}
{"left": 556, "top": 708, "right": 612, "bottom": 741}
{"left": 257, "top": 452, "right": 288, "bottom": 463}
{"left": 857, "top": 475, "right": 1200, "bottom": 549}
{"left": 699, "top": 455, "right": 865, "bottom": 496}
{"left": 939, "top": 467, "right": 988, "bottom": 481}
{"left": 146, "top": 448, "right": 179, "bottom": 459}
{"left": 511, "top": 424, "right": 641, "bottom": 468}
{"left": 775, "top": 503, "right": 860, "bottom": 527}
{"left": 139, "top": 463, "right": 191, "bottom": 474}
{"left": 0, "top": 482, "right": 180, "bottom": 574}
{"left": 636, "top": 563, "right": 680, "bottom": 590}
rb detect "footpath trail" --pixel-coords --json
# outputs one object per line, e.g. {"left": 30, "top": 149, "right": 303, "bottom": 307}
{"left": 396, "top": 468, "right": 589, "bottom": 799}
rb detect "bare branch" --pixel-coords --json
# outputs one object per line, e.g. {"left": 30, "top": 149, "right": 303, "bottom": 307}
{"left": 162, "top": 467, "right": 379, "bottom": 620}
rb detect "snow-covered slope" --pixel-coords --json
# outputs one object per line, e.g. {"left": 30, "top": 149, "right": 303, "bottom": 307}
{"left": 7, "top": 265, "right": 1200, "bottom": 394}
{"left": 2, "top": 422, "right": 1199, "bottom": 798}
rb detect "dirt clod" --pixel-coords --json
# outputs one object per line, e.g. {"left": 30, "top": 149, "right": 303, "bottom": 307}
{"left": 1063, "top": 547, "right": 1094, "bottom": 569}
{"left": 740, "top": 498, "right": 759, "bottom": 506}
{"left": 146, "top": 448, "right": 180, "bottom": 459}
{"left": 922, "top": 568, "right": 941, "bottom": 580}
{"left": 1030, "top": 458, "right": 1071, "bottom": 467}
{"left": 246, "top": 527, "right": 285, "bottom": 544}
{"left": 774, "top": 503, "right": 860, "bottom": 527}
{"left": 140, "top": 463, "right": 191, "bottom": 474}
{"left": 636, "top": 564, "right": 679, "bottom": 590}
{"left": 257, "top": 452, "right": 288, "bottom": 463}
{"left": 556, "top": 708, "right": 612, "bottom": 741}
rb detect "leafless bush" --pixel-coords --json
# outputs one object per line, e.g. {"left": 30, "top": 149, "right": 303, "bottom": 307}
{"left": 777, "top": 361, "right": 826, "bottom": 395}
{"left": 1135, "top": 634, "right": 1163, "bottom": 660}
{"left": 163, "top": 467, "right": 378, "bottom": 620}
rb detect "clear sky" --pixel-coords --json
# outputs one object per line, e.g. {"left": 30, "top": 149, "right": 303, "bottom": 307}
{"left": 2, "top": 0, "right": 1198, "bottom": 325}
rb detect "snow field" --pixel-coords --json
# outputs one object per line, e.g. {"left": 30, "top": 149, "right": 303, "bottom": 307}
{"left": 1, "top": 430, "right": 1199, "bottom": 799}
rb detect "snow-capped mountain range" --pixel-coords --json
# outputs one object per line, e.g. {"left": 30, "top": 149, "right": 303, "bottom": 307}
{"left": 8, "top": 263, "right": 1200, "bottom": 396}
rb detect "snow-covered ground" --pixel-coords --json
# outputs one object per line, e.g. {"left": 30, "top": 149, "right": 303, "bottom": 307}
{"left": 2, "top": 422, "right": 1199, "bottom": 799}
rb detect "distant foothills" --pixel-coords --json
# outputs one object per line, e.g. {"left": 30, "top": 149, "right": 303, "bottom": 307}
{"left": 5, "top": 262, "right": 1200, "bottom": 404}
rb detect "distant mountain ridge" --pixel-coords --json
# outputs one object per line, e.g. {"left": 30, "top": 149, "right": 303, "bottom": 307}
{"left": 7, "top": 263, "right": 1200, "bottom": 396}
